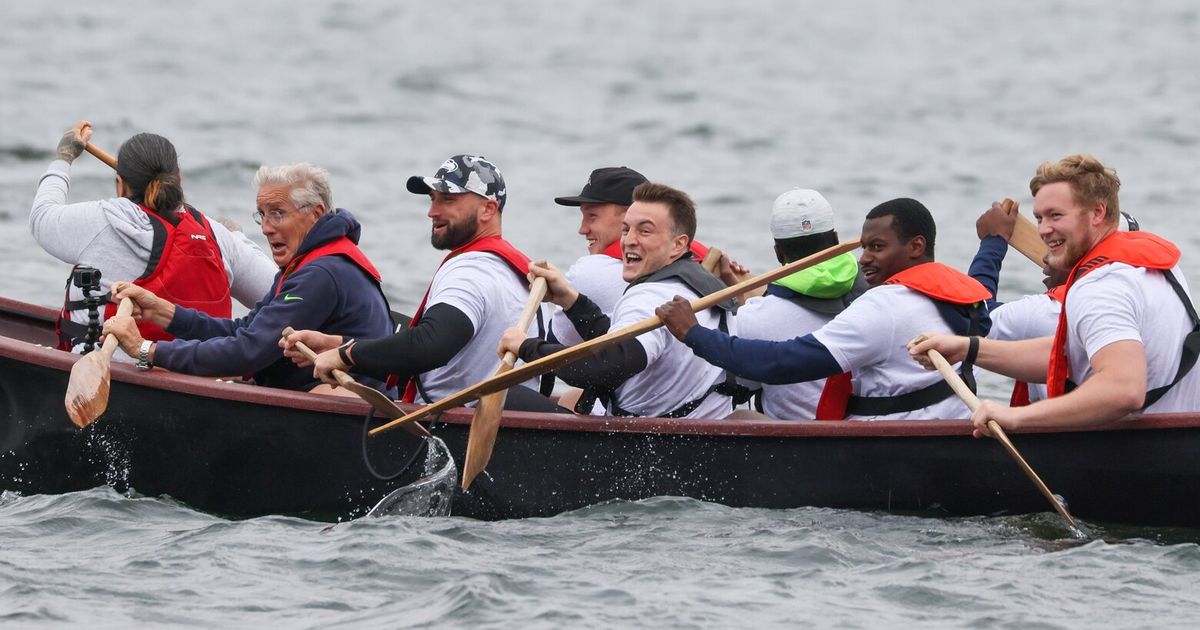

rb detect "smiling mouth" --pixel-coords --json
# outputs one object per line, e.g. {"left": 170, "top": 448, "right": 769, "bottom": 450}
{"left": 1045, "top": 237, "right": 1065, "bottom": 251}
{"left": 624, "top": 253, "right": 643, "bottom": 265}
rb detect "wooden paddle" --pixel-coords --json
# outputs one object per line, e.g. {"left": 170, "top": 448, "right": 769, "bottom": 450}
{"left": 281, "top": 327, "right": 430, "bottom": 438}
{"left": 1001, "top": 198, "right": 1049, "bottom": 266}
{"left": 926, "top": 348, "right": 1080, "bottom": 532}
{"left": 64, "top": 297, "right": 133, "bottom": 428}
{"left": 371, "top": 238, "right": 862, "bottom": 435}
{"left": 460, "top": 276, "right": 549, "bottom": 490}
{"left": 85, "top": 142, "right": 117, "bottom": 169}
{"left": 700, "top": 247, "right": 723, "bottom": 273}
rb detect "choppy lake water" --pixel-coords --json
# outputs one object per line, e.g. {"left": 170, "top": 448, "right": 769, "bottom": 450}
{"left": 2, "top": 0, "right": 1199, "bottom": 626}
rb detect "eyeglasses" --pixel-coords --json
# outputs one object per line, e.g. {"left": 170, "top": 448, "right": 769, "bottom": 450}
{"left": 252, "top": 207, "right": 308, "bottom": 227}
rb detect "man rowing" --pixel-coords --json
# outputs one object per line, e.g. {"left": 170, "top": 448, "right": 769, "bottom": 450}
{"left": 549, "top": 166, "right": 711, "bottom": 346}
{"left": 910, "top": 154, "right": 1199, "bottom": 433}
{"left": 498, "top": 181, "right": 736, "bottom": 419}
{"left": 282, "top": 155, "right": 561, "bottom": 412}
{"left": 657, "top": 198, "right": 991, "bottom": 420}
{"left": 102, "top": 163, "right": 393, "bottom": 391}
{"left": 730, "top": 188, "right": 867, "bottom": 419}
{"left": 31, "top": 121, "right": 276, "bottom": 357}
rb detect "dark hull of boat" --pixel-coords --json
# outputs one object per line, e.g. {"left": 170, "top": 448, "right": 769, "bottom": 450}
{"left": 2, "top": 297, "right": 1198, "bottom": 526}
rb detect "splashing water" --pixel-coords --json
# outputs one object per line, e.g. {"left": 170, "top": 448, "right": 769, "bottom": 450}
{"left": 367, "top": 437, "right": 457, "bottom": 518}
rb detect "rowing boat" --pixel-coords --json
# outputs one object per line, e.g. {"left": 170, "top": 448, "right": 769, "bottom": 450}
{"left": 1, "top": 296, "right": 1197, "bottom": 526}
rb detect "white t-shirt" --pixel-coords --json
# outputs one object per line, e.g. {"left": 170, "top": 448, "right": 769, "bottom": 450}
{"left": 812, "top": 285, "right": 972, "bottom": 420}
{"left": 990, "top": 293, "right": 1061, "bottom": 402}
{"left": 735, "top": 293, "right": 837, "bottom": 419}
{"left": 549, "top": 254, "right": 626, "bottom": 346}
{"left": 1064, "top": 263, "right": 1199, "bottom": 413}
{"left": 610, "top": 279, "right": 732, "bottom": 419}
{"left": 415, "top": 251, "right": 538, "bottom": 403}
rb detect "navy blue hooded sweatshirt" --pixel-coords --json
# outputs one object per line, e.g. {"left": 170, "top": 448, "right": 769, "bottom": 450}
{"left": 154, "top": 210, "right": 394, "bottom": 392}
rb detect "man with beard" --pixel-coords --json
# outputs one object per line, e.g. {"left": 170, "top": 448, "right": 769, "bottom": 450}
{"left": 910, "top": 154, "right": 1199, "bottom": 434}
{"left": 498, "top": 182, "right": 735, "bottom": 419}
{"left": 283, "top": 155, "right": 560, "bottom": 411}
{"left": 103, "top": 163, "right": 394, "bottom": 392}
{"left": 656, "top": 198, "right": 991, "bottom": 420}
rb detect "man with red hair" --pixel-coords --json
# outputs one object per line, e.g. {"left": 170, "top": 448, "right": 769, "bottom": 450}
{"left": 910, "top": 154, "right": 1199, "bottom": 434}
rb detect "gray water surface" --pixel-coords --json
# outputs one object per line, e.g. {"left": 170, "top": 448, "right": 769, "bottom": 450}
{"left": 2, "top": 1, "right": 1199, "bottom": 626}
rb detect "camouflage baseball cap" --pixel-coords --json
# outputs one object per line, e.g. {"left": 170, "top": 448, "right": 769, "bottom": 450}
{"left": 406, "top": 154, "right": 507, "bottom": 211}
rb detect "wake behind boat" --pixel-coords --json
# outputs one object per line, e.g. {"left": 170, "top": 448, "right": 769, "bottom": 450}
{"left": 2, "top": 295, "right": 1197, "bottom": 526}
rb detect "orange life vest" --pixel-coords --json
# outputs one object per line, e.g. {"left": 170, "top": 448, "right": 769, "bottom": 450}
{"left": 839, "top": 262, "right": 990, "bottom": 417}
{"left": 1046, "top": 231, "right": 1182, "bottom": 398}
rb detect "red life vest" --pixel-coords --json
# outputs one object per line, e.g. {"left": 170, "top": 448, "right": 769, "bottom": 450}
{"left": 392, "top": 235, "right": 532, "bottom": 403}
{"left": 1046, "top": 231, "right": 1182, "bottom": 398}
{"left": 600, "top": 239, "right": 710, "bottom": 262}
{"left": 1009, "top": 285, "right": 1067, "bottom": 407}
{"left": 274, "top": 236, "right": 382, "bottom": 294}
{"left": 56, "top": 205, "right": 232, "bottom": 349}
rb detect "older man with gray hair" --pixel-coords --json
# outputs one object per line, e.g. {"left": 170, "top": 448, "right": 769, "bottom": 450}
{"left": 103, "top": 163, "right": 394, "bottom": 392}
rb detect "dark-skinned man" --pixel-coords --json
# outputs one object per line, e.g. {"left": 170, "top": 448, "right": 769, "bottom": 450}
{"left": 498, "top": 181, "right": 736, "bottom": 419}
{"left": 657, "top": 198, "right": 991, "bottom": 420}
{"left": 282, "top": 155, "right": 560, "bottom": 412}
{"left": 910, "top": 154, "right": 1198, "bottom": 435}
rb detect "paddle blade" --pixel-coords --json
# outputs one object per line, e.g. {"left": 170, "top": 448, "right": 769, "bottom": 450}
{"left": 64, "top": 352, "right": 112, "bottom": 428}
{"left": 461, "top": 388, "right": 508, "bottom": 490}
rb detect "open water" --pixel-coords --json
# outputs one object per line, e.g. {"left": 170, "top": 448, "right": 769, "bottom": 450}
{"left": 2, "top": 1, "right": 1199, "bottom": 627}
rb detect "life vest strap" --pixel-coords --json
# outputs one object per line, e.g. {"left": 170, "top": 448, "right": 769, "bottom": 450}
{"left": 1142, "top": 269, "right": 1200, "bottom": 409}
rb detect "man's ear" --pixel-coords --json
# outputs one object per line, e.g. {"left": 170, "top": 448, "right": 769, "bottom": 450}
{"left": 907, "top": 234, "right": 927, "bottom": 260}
{"left": 672, "top": 233, "right": 690, "bottom": 259}
{"left": 480, "top": 199, "right": 500, "bottom": 223}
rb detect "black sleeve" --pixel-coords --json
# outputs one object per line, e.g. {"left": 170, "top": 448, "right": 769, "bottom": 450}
{"left": 349, "top": 302, "right": 474, "bottom": 379}
{"left": 563, "top": 293, "right": 611, "bottom": 341}
{"left": 517, "top": 336, "right": 648, "bottom": 391}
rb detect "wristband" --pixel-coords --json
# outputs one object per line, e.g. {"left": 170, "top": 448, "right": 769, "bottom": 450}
{"left": 337, "top": 338, "right": 356, "bottom": 368}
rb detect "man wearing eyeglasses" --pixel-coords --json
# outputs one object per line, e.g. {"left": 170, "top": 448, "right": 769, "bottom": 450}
{"left": 102, "top": 162, "right": 394, "bottom": 393}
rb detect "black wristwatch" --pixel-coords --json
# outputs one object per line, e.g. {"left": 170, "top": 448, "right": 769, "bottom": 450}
{"left": 337, "top": 338, "right": 356, "bottom": 367}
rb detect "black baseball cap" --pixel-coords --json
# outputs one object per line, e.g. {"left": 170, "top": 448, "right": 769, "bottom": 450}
{"left": 554, "top": 166, "right": 647, "bottom": 207}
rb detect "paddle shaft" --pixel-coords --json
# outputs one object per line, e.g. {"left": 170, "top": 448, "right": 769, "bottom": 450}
{"left": 281, "top": 327, "right": 430, "bottom": 437}
{"left": 371, "top": 238, "right": 862, "bottom": 435}
{"left": 498, "top": 276, "right": 548, "bottom": 370}
{"left": 927, "top": 349, "right": 1079, "bottom": 530}
{"left": 461, "top": 276, "right": 549, "bottom": 490}
{"left": 98, "top": 297, "right": 134, "bottom": 360}
{"left": 85, "top": 143, "right": 117, "bottom": 170}
{"left": 285, "top": 332, "right": 357, "bottom": 389}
